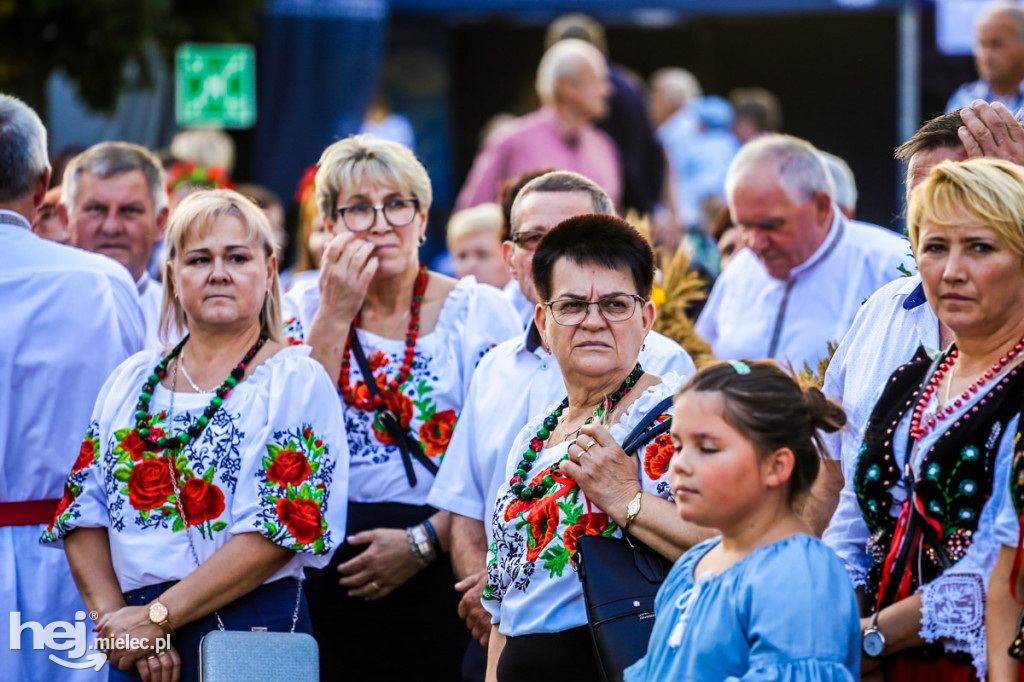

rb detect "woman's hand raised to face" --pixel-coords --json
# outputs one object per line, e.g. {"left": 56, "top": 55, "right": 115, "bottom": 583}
{"left": 561, "top": 423, "right": 643, "bottom": 518}
{"left": 318, "top": 230, "right": 379, "bottom": 328}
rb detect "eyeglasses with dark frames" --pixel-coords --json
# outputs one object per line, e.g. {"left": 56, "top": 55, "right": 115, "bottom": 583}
{"left": 544, "top": 294, "right": 645, "bottom": 326}
{"left": 335, "top": 198, "right": 420, "bottom": 232}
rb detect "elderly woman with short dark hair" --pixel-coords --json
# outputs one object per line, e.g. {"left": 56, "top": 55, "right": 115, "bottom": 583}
{"left": 482, "top": 214, "right": 706, "bottom": 682}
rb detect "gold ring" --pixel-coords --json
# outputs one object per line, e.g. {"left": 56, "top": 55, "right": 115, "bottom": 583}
{"left": 370, "top": 581, "right": 381, "bottom": 592}
{"left": 582, "top": 439, "right": 597, "bottom": 453}
{"left": 147, "top": 654, "right": 158, "bottom": 660}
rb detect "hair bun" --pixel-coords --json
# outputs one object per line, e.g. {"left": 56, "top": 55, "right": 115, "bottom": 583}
{"left": 803, "top": 386, "right": 846, "bottom": 434}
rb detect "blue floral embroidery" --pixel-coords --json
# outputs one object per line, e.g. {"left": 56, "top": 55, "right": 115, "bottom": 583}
{"left": 958, "top": 480, "right": 977, "bottom": 496}
{"left": 960, "top": 445, "right": 979, "bottom": 461}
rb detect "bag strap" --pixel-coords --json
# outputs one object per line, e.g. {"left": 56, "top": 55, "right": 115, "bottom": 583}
{"left": 164, "top": 358, "right": 303, "bottom": 633}
{"left": 350, "top": 332, "right": 438, "bottom": 488}
{"left": 620, "top": 396, "right": 674, "bottom": 455}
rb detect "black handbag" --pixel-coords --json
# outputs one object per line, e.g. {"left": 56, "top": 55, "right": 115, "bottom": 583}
{"left": 574, "top": 396, "right": 675, "bottom": 682}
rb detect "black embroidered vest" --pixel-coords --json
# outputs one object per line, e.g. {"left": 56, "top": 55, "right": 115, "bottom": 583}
{"left": 855, "top": 346, "right": 1023, "bottom": 609}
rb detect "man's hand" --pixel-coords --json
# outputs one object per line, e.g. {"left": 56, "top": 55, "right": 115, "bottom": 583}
{"left": 456, "top": 571, "right": 491, "bottom": 646}
{"left": 959, "top": 100, "right": 1024, "bottom": 165}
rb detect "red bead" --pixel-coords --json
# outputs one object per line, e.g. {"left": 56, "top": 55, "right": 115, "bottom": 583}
{"left": 985, "top": 370, "right": 994, "bottom": 379}
{"left": 954, "top": 399, "right": 962, "bottom": 408}
{"left": 937, "top": 412, "right": 946, "bottom": 421}
{"left": 928, "top": 418, "right": 936, "bottom": 427}
{"left": 945, "top": 405, "right": 954, "bottom": 414}
{"left": 970, "top": 385, "right": 979, "bottom": 393}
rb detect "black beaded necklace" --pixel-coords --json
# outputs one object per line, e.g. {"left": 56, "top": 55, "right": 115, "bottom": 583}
{"left": 509, "top": 363, "right": 645, "bottom": 501}
{"left": 134, "top": 333, "right": 268, "bottom": 451}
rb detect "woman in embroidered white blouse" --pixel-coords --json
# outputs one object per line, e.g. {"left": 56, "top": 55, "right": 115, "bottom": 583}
{"left": 283, "top": 134, "right": 521, "bottom": 680}
{"left": 482, "top": 214, "right": 707, "bottom": 682}
{"left": 824, "top": 158, "right": 1024, "bottom": 681}
{"left": 44, "top": 190, "right": 349, "bottom": 682}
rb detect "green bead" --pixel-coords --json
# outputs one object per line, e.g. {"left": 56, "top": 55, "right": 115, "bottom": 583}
{"left": 135, "top": 410, "right": 147, "bottom": 420}
{"left": 197, "top": 415, "right": 210, "bottom": 427}
{"left": 178, "top": 433, "right": 189, "bottom": 445}
{"left": 224, "top": 377, "right": 237, "bottom": 388}
{"left": 156, "top": 437, "right": 168, "bottom": 449}
{"left": 140, "top": 391, "right": 151, "bottom": 401}
{"left": 211, "top": 396, "right": 223, "bottom": 408}
{"left": 139, "top": 428, "right": 150, "bottom": 438}
{"left": 523, "top": 451, "right": 537, "bottom": 462}
{"left": 543, "top": 475, "right": 555, "bottom": 487}
{"left": 514, "top": 469, "right": 527, "bottom": 479}
{"left": 537, "top": 427, "right": 549, "bottom": 439}
{"left": 148, "top": 373, "right": 160, "bottom": 384}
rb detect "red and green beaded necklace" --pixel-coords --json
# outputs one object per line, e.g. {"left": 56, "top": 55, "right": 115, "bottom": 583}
{"left": 510, "top": 363, "right": 645, "bottom": 501}
{"left": 338, "top": 265, "right": 428, "bottom": 411}
{"left": 134, "top": 333, "right": 268, "bottom": 451}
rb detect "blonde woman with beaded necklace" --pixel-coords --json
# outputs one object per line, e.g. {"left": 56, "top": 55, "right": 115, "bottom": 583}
{"left": 282, "top": 135, "right": 521, "bottom": 681}
{"left": 42, "top": 190, "right": 350, "bottom": 682}
{"left": 826, "top": 158, "right": 1024, "bottom": 681}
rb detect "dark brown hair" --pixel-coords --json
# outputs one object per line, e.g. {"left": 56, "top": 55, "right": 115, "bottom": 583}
{"left": 894, "top": 111, "right": 964, "bottom": 163}
{"left": 531, "top": 214, "right": 655, "bottom": 302}
{"left": 498, "top": 166, "right": 556, "bottom": 241}
{"left": 677, "top": 360, "right": 846, "bottom": 504}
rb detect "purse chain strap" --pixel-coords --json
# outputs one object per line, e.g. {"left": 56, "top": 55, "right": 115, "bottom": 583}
{"left": 165, "top": 356, "right": 303, "bottom": 633}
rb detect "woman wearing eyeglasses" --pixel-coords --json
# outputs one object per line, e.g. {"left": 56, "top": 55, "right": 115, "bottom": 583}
{"left": 282, "top": 134, "right": 522, "bottom": 680}
{"left": 481, "top": 215, "right": 707, "bottom": 682}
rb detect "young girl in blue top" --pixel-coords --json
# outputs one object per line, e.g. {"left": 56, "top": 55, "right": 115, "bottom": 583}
{"left": 626, "top": 360, "right": 861, "bottom": 681}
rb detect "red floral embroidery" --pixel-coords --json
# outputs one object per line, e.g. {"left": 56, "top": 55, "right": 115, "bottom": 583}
{"left": 127, "top": 457, "right": 175, "bottom": 511}
{"left": 419, "top": 410, "right": 457, "bottom": 457}
{"left": 563, "top": 513, "right": 612, "bottom": 555}
{"left": 266, "top": 449, "right": 313, "bottom": 487}
{"left": 71, "top": 437, "right": 97, "bottom": 474}
{"left": 644, "top": 432, "right": 674, "bottom": 480}
{"left": 524, "top": 497, "right": 560, "bottom": 562}
{"left": 48, "top": 484, "right": 76, "bottom": 532}
{"left": 369, "top": 351, "right": 389, "bottom": 372}
{"left": 276, "top": 498, "right": 323, "bottom": 545}
{"left": 179, "top": 478, "right": 226, "bottom": 525}
{"left": 120, "top": 431, "right": 149, "bottom": 462}
{"left": 373, "top": 384, "right": 414, "bottom": 446}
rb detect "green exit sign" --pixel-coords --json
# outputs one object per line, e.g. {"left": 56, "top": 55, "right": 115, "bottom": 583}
{"left": 175, "top": 43, "right": 256, "bottom": 129}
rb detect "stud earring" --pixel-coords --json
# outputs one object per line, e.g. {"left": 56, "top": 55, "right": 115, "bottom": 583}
{"left": 418, "top": 234, "right": 428, "bottom": 247}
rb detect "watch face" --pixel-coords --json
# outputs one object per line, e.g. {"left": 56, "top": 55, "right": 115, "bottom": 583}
{"left": 862, "top": 629, "right": 885, "bottom": 657}
{"left": 628, "top": 499, "right": 640, "bottom": 516}
{"left": 149, "top": 602, "right": 168, "bottom": 623}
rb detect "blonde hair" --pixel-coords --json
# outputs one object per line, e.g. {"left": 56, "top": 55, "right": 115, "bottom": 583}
{"left": 160, "top": 189, "right": 283, "bottom": 344}
{"left": 907, "top": 157, "right": 1024, "bottom": 257}
{"left": 446, "top": 203, "right": 502, "bottom": 250}
{"left": 294, "top": 190, "right": 322, "bottom": 273}
{"left": 315, "top": 134, "right": 432, "bottom": 223}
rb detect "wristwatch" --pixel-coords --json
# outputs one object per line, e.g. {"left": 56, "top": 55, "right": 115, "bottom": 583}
{"left": 148, "top": 600, "right": 174, "bottom": 635}
{"left": 862, "top": 611, "right": 885, "bottom": 657}
{"left": 624, "top": 491, "right": 643, "bottom": 531}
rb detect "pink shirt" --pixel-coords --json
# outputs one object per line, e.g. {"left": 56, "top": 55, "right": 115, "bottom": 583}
{"left": 455, "top": 107, "right": 622, "bottom": 211}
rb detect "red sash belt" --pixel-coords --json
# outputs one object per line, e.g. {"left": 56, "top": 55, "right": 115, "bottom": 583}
{"left": 0, "top": 499, "right": 60, "bottom": 527}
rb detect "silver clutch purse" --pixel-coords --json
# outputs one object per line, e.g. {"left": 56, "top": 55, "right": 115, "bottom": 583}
{"left": 198, "top": 630, "right": 319, "bottom": 681}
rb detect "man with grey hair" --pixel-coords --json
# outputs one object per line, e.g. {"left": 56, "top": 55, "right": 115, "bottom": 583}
{"left": 819, "top": 150, "right": 858, "bottom": 219}
{"left": 946, "top": 1, "right": 1024, "bottom": 113}
{"left": 429, "top": 171, "right": 695, "bottom": 680}
{"left": 695, "top": 133, "right": 914, "bottom": 368}
{"left": 454, "top": 39, "right": 621, "bottom": 211}
{"left": 61, "top": 142, "right": 170, "bottom": 349}
{"left": 0, "top": 94, "right": 142, "bottom": 681}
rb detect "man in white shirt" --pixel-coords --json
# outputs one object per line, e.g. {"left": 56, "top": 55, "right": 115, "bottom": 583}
{"left": 946, "top": 2, "right": 1024, "bottom": 114}
{"left": 695, "top": 133, "right": 915, "bottom": 370}
{"left": 813, "top": 101, "right": 1024, "bottom": 535}
{"left": 427, "top": 171, "right": 695, "bottom": 677}
{"left": 0, "top": 95, "right": 143, "bottom": 681}
{"left": 61, "top": 142, "right": 170, "bottom": 349}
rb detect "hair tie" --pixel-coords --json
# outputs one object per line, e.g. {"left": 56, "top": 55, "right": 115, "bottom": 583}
{"left": 727, "top": 360, "right": 751, "bottom": 375}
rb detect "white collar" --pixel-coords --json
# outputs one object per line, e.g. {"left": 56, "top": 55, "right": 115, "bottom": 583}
{"left": 137, "top": 271, "right": 152, "bottom": 295}
{"left": 0, "top": 209, "right": 32, "bottom": 230}
{"left": 785, "top": 206, "right": 845, "bottom": 281}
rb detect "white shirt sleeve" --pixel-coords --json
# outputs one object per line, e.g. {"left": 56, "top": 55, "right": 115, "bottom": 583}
{"left": 231, "top": 351, "right": 350, "bottom": 568}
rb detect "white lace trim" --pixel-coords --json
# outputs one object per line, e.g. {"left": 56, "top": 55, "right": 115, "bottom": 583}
{"left": 918, "top": 572, "right": 987, "bottom": 678}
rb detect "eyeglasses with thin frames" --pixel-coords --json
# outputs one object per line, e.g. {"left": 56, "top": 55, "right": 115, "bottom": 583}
{"left": 509, "top": 231, "right": 545, "bottom": 251}
{"left": 335, "top": 198, "right": 420, "bottom": 232}
{"left": 544, "top": 294, "right": 645, "bottom": 326}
